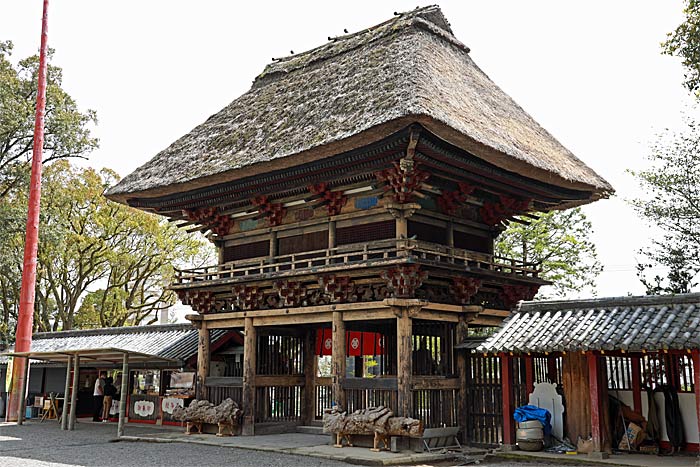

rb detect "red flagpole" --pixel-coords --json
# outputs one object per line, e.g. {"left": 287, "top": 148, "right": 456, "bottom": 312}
{"left": 7, "top": 0, "right": 49, "bottom": 422}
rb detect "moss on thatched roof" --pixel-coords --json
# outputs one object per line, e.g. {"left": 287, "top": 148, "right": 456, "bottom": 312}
{"left": 106, "top": 5, "right": 612, "bottom": 203}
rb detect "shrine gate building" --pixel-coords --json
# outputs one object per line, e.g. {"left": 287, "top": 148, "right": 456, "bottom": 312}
{"left": 106, "top": 6, "right": 612, "bottom": 438}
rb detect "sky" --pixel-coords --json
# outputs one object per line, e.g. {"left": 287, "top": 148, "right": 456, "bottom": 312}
{"left": 0, "top": 0, "right": 697, "bottom": 306}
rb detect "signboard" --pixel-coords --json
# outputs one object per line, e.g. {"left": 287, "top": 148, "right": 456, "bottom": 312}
{"left": 133, "top": 400, "right": 155, "bottom": 417}
{"left": 161, "top": 397, "right": 184, "bottom": 415}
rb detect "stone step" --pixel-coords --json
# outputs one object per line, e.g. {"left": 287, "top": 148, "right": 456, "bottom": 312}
{"left": 297, "top": 425, "right": 325, "bottom": 435}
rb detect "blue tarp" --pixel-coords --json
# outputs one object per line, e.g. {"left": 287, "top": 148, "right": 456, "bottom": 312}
{"left": 513, "top": 405, "right": 552, "bottom": 435}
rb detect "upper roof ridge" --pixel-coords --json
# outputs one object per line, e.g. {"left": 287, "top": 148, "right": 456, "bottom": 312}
{"left": 254, "top": 5, "right": 466, "bottom": 87}
{"left": 517, "top": 293, "right": 700, "bottom": 313}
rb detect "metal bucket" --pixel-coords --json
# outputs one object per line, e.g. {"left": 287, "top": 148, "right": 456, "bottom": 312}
{"left": 516, "top": 420, "right": 544, "bottom": 451}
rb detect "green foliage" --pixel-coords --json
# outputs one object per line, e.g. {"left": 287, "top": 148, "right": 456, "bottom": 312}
{"left": 631, "top": 116, "right": 700, "bottom": 294}
{"left": 663, "top": 1, "right": 700, "bottom": 96}
{"left": 0, "top": 161, "right": 214, "bottom": 340}
{"left": 495, "top": 208, "right": 602, "bottom": 298}
{"left": 0, "top": 40, "right": 97, "bottom": 198}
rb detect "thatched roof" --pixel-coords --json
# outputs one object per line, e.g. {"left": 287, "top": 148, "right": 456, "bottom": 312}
{"left": 106, "top": 5, "right": 612, "bottom": 203}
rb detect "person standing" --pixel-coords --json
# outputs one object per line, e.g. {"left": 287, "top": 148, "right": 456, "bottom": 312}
{"left": 102, "top": 377, "right": 116, "bottom": 422}
{"left": 92, "top": 372, "right": 105, "bottom": 422}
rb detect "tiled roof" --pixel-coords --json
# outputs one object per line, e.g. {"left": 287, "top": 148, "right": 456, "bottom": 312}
{"left": 1, "top": 324, "right": 233, "bottom": 365}
{"left": 478, "top": 294, "right": 700, "bottom": 354}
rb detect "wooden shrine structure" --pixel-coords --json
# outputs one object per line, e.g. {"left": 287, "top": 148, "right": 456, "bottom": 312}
{"left": 106, "top": 6, "right": 611, "bottom": 438}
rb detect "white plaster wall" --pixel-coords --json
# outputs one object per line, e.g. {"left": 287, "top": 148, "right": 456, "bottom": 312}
{"left": 609, "top": 389, "right": 699, "bottom": 444}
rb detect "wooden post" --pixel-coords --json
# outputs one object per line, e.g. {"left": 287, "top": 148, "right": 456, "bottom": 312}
{"left": 242, "top": 316, "right": 256, "bottom": 436}
{"left": 447, "top": 221, "right": 454, "bottom": 248}
{"left": 396, "top": 213, "right": 408, "bottom": 240}
{"left": 500, "top": 353, "right": 515, "bottom": 447}
{"left": 117, "top": 352, "right": 129, "bottom": 437}
{"left": 303, "top": 329, "right": 317, "bottom": 424}
{"left": 524, "top": 355, "right": 535, "bottom": 395}
{"left": 396, "top": 307, "right": 413, "bottom": 418}
{"left": 60, "top": 356, "right": 71, "bottom": 430}
{"left": 68, "top": 354, "right": 79, "bottom": 430}
{"left": 328, "top": 221, "right": 336, "bottom": 249}
{"left": 631, "top": 355, "right": 642, "bottom": 414}
{"left": 456, "top": 315, "right": 468, "bottom": 442}
{"left": 269, "top": 230, "right": 278, "bottom": 258}
{"left": 196, "top": 324, "right": 210, "bottom": 400}
{"left": 16, "top": 358, "right": 29, "bottom": 425}
{"left": 587, "top": 352, "right": 605, "bottom": 456}
{"left": 692, "top": 350, "right": 700, "bottom": 455}
{"left": 332, "top": 311, "right": 346, "bottom": 410}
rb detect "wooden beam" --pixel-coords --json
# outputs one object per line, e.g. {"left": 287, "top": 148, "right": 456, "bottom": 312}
{"left": 524, "top": 355, "right": 535, "bottom": 395}
{"left": 207, "top": 318, "right": 245, "bottom": 329}
{"left": 254, "top": 312, "right": 333, "bottom": 327}
{"left": 255, "top": 375, "right": 305, "bottom": 386}
{"left": 414, "top": 310, "right": 459, "bottom": 322}
{"left": 332, "top": 310, "right": 346, "bottom": 410}
{"left": 500, "top": 353, "right": 515, "bottom": 446}
{"left": 242, "top": 317, "right": 256, "bottom": 436}
{"left": 470, "top": 316, "right": 505, "bottom": 326}
{"left": 201, "top": 301, "right": 389, "bottom": 321}
{"left": 197, "top": 325, "right": 210, "bottom": 399}
{"left": 396, "top": 307, "right": 413, "bottom": 418}
{"left": 342, "top": 309, "right": 396, "bottom": 321}
{"left": 412, "top": 377, "right": 460, "bottom": 390}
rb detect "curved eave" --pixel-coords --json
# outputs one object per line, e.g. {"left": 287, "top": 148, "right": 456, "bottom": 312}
{"left": 106, "top": 116, "right": 613, "bottom": 208}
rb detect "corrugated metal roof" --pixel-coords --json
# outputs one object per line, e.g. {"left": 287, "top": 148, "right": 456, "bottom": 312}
{"left": 1, "top": 324, "right": 233, "bottom": 365}
{"left": 478, "top": 294, "right": 700, "bottom": 354}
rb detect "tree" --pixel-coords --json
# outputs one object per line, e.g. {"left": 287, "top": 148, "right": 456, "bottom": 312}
{"left": 631, "top": 116, "right": 700, "bottom": 294}
{"left": 0, "top": 40, "right": 97, "bottom": 198}
{"left": 495, "top": 207, "right": 602, "bottom": 298}
{"left": 0, "top": 161, "right": 214, "bottom": 340}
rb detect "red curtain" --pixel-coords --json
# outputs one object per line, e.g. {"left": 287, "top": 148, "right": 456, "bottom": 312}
{"left": 315, "top": 329, "right": 384, "bottom": 356}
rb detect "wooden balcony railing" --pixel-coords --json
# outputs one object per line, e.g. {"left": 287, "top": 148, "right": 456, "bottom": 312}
{"left": 173, "top": 238, "right": 541, "bottom": 287}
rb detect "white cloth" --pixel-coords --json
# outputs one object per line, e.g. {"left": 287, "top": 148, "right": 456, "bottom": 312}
{"left": 93, "top": 377, "right": 104, "bottom": 396}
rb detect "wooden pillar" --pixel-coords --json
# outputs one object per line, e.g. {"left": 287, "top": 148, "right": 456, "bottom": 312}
{"left": 242, "top": 317, "right": 256, "bottom": 436}
{"left": 396, "top": 213, "right": 408, "bottom": 240}
{"left": 524, "top": 355, "right": 535, "bottom": 395}
{"left": 269, "top": 230, "right": 278, "bottom": 258}
{"left": 303, "top": 329, "right": 317, "bottom": 424}
{"left": 547, "top": 356, "right": 558, "bottom": 384}
{"left": 396, "top": 307, "right": 413, "bottom": 418}
{"left": 60, "top": 356, "right": 72, "bottom": 430}
{"left": 500, "top": 353, "right": 515, "bottom": 446}
{"left": 631, "top": 355, "right": 642, "bottom": 414}
{"left": 692, "top": 350, "right": 700, "bottom": 453}
{"left": 328, "top": 221, "right": 336, "bottom": 249}
{"left": 16, "top": 358, "right": 29, "bottom": 425}
{"left": 196, "top": 325, "right": 210, "bottom": 400}
{"left": 588, "top": 352, "right": 603, "bottom": 454}
{"left": 456, "top": 315, "right": 468, "bottom": 442}
{"left": 117, "top": 353, "right": 129, "bottom": 437}
{"left": 447, "top": 221, "right": 454, "bottom": 248}
{"left": 332, "top": 311, "right": 346, "bottom": 410}
{"left": 68, "top": 355, "right": 80, "bottom": 430}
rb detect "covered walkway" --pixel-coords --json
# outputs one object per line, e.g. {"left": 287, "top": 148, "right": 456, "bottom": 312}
{"left": 4, "top": 347, "right": 176, "bottom": 437}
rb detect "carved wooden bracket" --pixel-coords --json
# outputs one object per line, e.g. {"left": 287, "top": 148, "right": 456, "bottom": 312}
{"left": 252, "top": 195, "right": 286, "bottom": 226}
{"left": 450, "top": 277, "right": 482, "bottom": 305}
{"left": 177, "top": 290, "right": 216, "bottom": 313}
{"left": 274, "top": 280, "right": 307, "bottom": 307}
{"left": 437, "top": 182, "right": 476, "bottom": 215}
{"left": 319, "top": 274, "right": 355, "bottom": 303}
{"left": 183, "top": 207, "right": 233, "bottom": 237}
{"left": 233, "top": 285, "right": 264, "bottom": 311}
{"left": 309, "top": 183, "right": 347, "bottom": 216}
{"left": 375, "top": 159, "right": 430, "bottom": 204}
{"left": 500, "top": 284, "right": 540, "bottom": 309}
{"left": 381, "top": 265, "right": 427, "bottom": 298}
{"left": 479, "top": 195, "right": 531, "bottom": 226}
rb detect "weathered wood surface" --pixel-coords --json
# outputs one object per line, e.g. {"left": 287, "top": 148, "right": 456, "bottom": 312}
{"left": 172, "top": 398, "right": 242, "bottom": 425}
{"left": 562, "top": 352, "right": 591, "bottom": 444}
{"left": 332, "top": 311, "right": 347, "bottom": 409}
{"left": 197, "top": 326, "right": 210, "bottom": 399}
{"left": 242, "top": 317, "right": 256, "bottom": 435}
{"left": 322, "top": 406, "right": 424, "bottom": 448}
{"left": 396, "top": 307, "right": 413, "bottom": 418}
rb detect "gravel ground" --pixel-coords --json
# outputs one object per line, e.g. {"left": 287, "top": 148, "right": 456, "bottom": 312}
{"left": 0, "top": 421, "right": 594, "bottom": 467}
